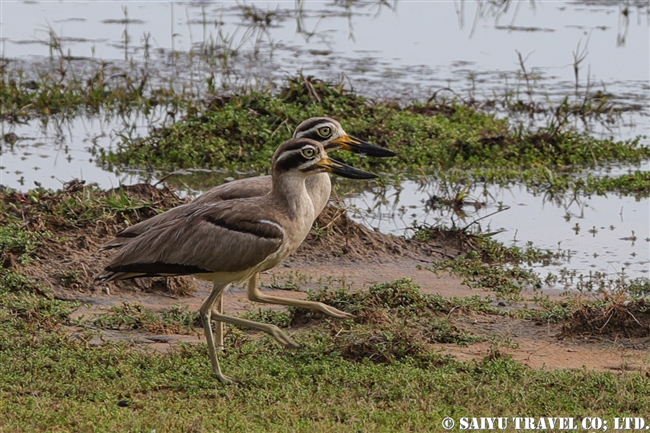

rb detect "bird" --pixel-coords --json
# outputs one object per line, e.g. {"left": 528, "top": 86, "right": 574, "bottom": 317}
{"left": 100, "top": 117, "right": 395, "bottom": 350}
{"left": 96, "top": 138, "right": 379, "bottom": 382}
{"left": 102, "top": 117, "right": 393, "bottom": 248}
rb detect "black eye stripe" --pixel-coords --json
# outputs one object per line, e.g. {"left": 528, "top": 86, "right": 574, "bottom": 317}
{"left": 273, "top": 137, "right": 327, "bottom": 172}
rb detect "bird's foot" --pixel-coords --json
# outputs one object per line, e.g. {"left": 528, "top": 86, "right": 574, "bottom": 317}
{"left": 218, "top": 375, "right": 235, "bottom": 384}
{"left": 321, "top": 304, "right": 355, "bottom": 320}
{"left": 270, "top": 326, "right": 301, "bottom": 349}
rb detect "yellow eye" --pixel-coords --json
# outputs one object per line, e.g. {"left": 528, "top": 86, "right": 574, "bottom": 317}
{"left": 301, "top": 146, "right": 316, "bottom": 158}
{"left": 317, "top": 126, "right": 332, "bottom": 138}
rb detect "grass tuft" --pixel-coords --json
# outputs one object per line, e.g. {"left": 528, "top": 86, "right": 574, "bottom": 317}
{"left": 98, "top": 76, "right": 650, "bottom": 194}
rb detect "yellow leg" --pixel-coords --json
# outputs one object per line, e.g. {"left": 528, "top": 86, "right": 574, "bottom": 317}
{"left": 248, "top": 273, "right": 354, "bottom": 320}
{"left": 209, "top": 305, "right": 301, "bottom": 349}
{"left": 199, "top": 279, "right": 302, "bottom": 382}
{"left": 214, "top": 291, "right": 224, "bottom": 350}
{"left": 199, "top": 282, "right": 232, "bottom": 383}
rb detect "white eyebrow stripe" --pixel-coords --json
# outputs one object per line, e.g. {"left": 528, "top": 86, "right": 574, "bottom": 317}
{"left": 295, "top": 123, "right": 328, "bottom": 138}
{"left": 274, "top": 148, "right": 301, "bottom": 164}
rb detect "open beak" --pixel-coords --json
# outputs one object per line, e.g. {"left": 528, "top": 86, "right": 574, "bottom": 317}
{"left": 328, "top": 135, "right": 397, "bottom": 157}
{"left": 314, "top": 157, "right": 378, "bottom": 180}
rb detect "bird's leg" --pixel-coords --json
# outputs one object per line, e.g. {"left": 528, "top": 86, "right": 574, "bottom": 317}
{"left": 209, "top": 296, "right": 301, "bottom": 349}
{"left": 248, "top": 273, "right": 354, "bottom": 319}
{"left": 199, "top": 282, "right": 232, "bottom": 383}
{"left": 214, "top": 290, "right": 224, "bottom": 350}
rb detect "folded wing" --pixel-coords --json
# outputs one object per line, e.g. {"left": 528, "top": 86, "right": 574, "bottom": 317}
{"left": 98, "top": 200, "right": 283, "bottom": 281}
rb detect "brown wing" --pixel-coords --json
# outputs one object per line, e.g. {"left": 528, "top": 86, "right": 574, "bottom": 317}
{"left": 100, "top": 198, "right": 283, "bottom": 280}
{"left": 193, "top": 175, "right": 272, "bottom": 203}
{"left": 100, "top": 176, "right": 273, "bottom": 251}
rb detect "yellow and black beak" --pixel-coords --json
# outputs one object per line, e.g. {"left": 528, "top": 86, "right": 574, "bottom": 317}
{"left": 313, "top": 157, "right": 378, "bottom": 180}
{"left": 328, "top": 135, "right": 397, "bottom": 157}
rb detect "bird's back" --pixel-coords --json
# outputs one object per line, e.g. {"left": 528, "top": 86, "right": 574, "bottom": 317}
{"left": 101, "top": 173, "right": 331, "bottom": 251}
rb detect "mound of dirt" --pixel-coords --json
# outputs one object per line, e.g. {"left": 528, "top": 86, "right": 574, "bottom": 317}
{"left": 560, "top": 301, "right": 650, "bottom": 339}
{"left": 293, "top": 205, "right": 472, "bottom": 263}
{"left": 2, "top": 181, "right": 195, "bottom": 299}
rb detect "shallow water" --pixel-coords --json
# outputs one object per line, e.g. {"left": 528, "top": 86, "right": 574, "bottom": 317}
{"left": 1, "top": 0, "right": 648, "bottom": 286}
{"left": 0, "top": 109, "right": 167, "bottom": 189}
{"left": 1, "top": 0, "right": 648, "bottom": 190}
{"left": 344, "top": 173, "right": 650, "bottom": 283}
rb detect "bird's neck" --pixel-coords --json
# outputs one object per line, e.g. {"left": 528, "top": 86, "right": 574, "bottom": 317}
{"left": 271, "top": 170, "right": 315, "bottom": 220}
{"left": 305, "top": 172, "right": 332, "bottom": 215}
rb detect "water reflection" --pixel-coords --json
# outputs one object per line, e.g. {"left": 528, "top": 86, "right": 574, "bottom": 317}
{"left": 343, "top": 175, "right": 649, "bottom": 282}
{"left": 1, "top": 108, "right": 171, "bottom": 190}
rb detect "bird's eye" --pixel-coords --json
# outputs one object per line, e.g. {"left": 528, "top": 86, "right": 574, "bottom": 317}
{"left": 301, "top": 146, "right": 316, "bottom": 158}
{"left": 317, "top": 126, "right": 332, "bottom": 138}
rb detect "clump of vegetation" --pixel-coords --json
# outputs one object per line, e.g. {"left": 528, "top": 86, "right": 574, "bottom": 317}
{"left": 511, "top": 167, "right": 650, "bottom": 199}
{"left": 99, "top": 76, "right": 650, "bottom": 180}
{"left": 456, "top": 164, "right": 650, "bottom": 199}
{"left": 295, "top": 278, "right": 498, "bottom": 321}
{"left": 247, "top": 278, "right": 495, "bottom": 366}
{"left": 92, "top": 303, "right": 199, "bottom": 335}
{"left": 541, "top": 278, "right": 650, "bottom": 338}
{"left": 0, "top": 222, "right": 49, "bottom": 266}
{"left": 581, "top": 170, "right": 650, "bottom": 198}
{"left": 333, "top": 319, "right": 454, "bottom": 366}
{"left": 1, "top": 291, "right": 77, "bottom": 331}
{"left": 0, "top": 221, "right": 76, "bottom": 329}
{"left": 425, "top": 232, "right": 560, "bottom": 297}
{"left": 525, "top": 277, "right": 650, "bottom": 338}
{"left": 0, "top": 180, "right": 184, "bottom": 231}
{"left": 0, "top": 60, "right": 194, "bottom": 122}
{"left": 0, "top": 181, "right": 196, "bottom": 296}
{"left": 0, "top": 219, "right": 52, "bottom": 297}
{"left": 0, "top": 268, "right": 44, "bottom": 295}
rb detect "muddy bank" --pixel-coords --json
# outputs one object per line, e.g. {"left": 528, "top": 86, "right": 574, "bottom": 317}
{"left": 2, "top": 181, "right": 648, "bottom": 375}
{"left": 0, "top": 181, "right": 470, "bottom": 299}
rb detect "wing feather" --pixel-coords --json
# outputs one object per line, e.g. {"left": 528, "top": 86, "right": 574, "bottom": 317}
{"left": 101, "top": 199, "right": 283, "bottom": 279}
{"left": 100, "top": 176, "right": 273, "bottom": 251}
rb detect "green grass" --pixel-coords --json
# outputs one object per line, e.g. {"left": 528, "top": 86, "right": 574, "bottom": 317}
{"left": 468, "top": 166, "right": 650, "bottom": 198}
{"left": 580, "top": 170, "right": 650, "bottom": 197}
{"left": 424, "top": 234, "right": 562, "bottom": 298}
{"left": 1, "top": 321, "right": 649, "bottom": 432}
{"left": 0, "top": 62, "right": 191, "bottom": 121}
{"left": 241, "top": 308, "right": 293, "bottom": 328}
{"left": 294, "top": 278, "right": 499, "bottom": 319}
{"left": 93, "top": 75, "right": 650, "bottom": 199}
{"left": 0, "top": 155, "right": 647, "bottom": 431}
{"left": 0, "top": 182, "right": 183, "bottom": 231}
{"left": 527, "top": 276, "right": 650, "bottom": 337}
{"left": 1, "top": 253, "right": 649, "bottom": 432}
{"left": 91, "top": 303, "right": 199, "bottom": 334}
{"left": 0, "top": 222, "right": 49, "bottom": 266}
{"left": 4, "top": 66, "right": 648, "bottom": 196}
{"left": 1, "top": 24, "right": 648, "bottom": 431}
{"left": 0, "top": 219, "right": 52, "bottom": 296}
